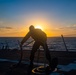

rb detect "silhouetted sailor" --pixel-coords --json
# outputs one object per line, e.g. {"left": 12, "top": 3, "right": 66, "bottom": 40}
{"left": 21, "top": 25, "right": 51, "bottom": 74}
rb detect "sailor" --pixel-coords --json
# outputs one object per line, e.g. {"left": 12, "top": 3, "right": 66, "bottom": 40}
{"left": 21, "top": 25, "right": 51, "bottom": 74}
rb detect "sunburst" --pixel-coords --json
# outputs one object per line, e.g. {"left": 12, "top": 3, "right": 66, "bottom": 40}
{"left": 35, "top": 25, "right": 43, "bottom": 30}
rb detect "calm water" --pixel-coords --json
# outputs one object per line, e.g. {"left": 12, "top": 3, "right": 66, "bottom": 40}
{"left": 0, "top": 37, "right": 76, "bottom": 51}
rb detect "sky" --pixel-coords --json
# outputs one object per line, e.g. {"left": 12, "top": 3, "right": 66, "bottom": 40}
{"left": 0, "top": 0, "right": 76, "bottom": 37}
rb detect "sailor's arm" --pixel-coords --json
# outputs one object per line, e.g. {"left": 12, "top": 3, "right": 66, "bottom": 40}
{"left": 21, "top": 32, "right": 30, "bottom": 46}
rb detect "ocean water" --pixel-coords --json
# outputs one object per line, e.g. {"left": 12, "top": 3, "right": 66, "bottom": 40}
{"left": 0, "top": 37, "right": 76, "bottom": 51}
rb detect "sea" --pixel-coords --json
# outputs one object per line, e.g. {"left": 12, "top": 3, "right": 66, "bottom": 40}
{"left": 0, "top": 37, "right": 76, "bottom": 75}
{"left": 0, "top": 37, "right": 76, "bottom": 51}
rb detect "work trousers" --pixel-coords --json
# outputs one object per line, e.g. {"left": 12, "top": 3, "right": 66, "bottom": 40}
{"left": 30, "top": 41, "right": 51, "bottom": 65}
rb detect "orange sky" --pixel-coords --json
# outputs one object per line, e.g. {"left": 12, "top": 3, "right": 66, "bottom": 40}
{"left": 0, "top": 17, "right": 76, "bottom": 37}
{"left": 0, "top": 23, "right": 76, "bottom": 37}
{"left": 0, "top": 0, "right": 76, "bottom": 37}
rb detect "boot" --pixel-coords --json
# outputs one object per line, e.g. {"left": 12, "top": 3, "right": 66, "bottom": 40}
{"left": 27, "top": 61, "right": 33, "bottom": 75}
{"left": 51, "top": 58, "right": 58, "bottom": 71}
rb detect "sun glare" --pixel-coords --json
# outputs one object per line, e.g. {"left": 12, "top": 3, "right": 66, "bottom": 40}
{"left": 35, "top": 25, "right": 43, "bottom": 30}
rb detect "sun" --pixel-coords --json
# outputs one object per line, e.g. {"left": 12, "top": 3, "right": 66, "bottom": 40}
{"left": 35, "top": 25, "right": 43, "bottom": 30}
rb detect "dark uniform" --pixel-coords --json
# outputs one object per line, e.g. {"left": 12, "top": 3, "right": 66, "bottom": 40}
{"left": 21, "top": 27, "right": 51, "bottom": 66}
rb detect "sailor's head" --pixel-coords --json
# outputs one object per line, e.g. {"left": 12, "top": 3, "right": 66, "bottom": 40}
{"left": 29, "top": 25, "right": 35, "bottom": 31}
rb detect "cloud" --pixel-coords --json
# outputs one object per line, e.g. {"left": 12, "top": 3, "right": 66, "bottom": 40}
{"left": 0, "top": 26, "right": 13, "bottom": 32}
{"left": 73, "top": 24, "right": 76, "bottom": 26}
{"left": 0, "top": 26, "right": 13, "bottom": 29}
{"left": 4, "top": 27, "right": 13, "bottom": 29}
{"left": 58, "top": 24, "right": 76, "bottom": 30}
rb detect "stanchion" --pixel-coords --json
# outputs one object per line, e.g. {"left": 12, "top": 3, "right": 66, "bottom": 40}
{"left": 10, "top": 40, "right": 34, "bottom": 69}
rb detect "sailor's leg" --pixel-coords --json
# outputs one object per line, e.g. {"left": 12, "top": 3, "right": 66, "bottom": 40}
{"left": 43, "top": 43, "right": 51, "bottom": 66}
{"left": 27, "top": 42, "right": 40, "bottom": 75}
{"left": 30, "top": 41, "right": 40, "bottom": 65}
